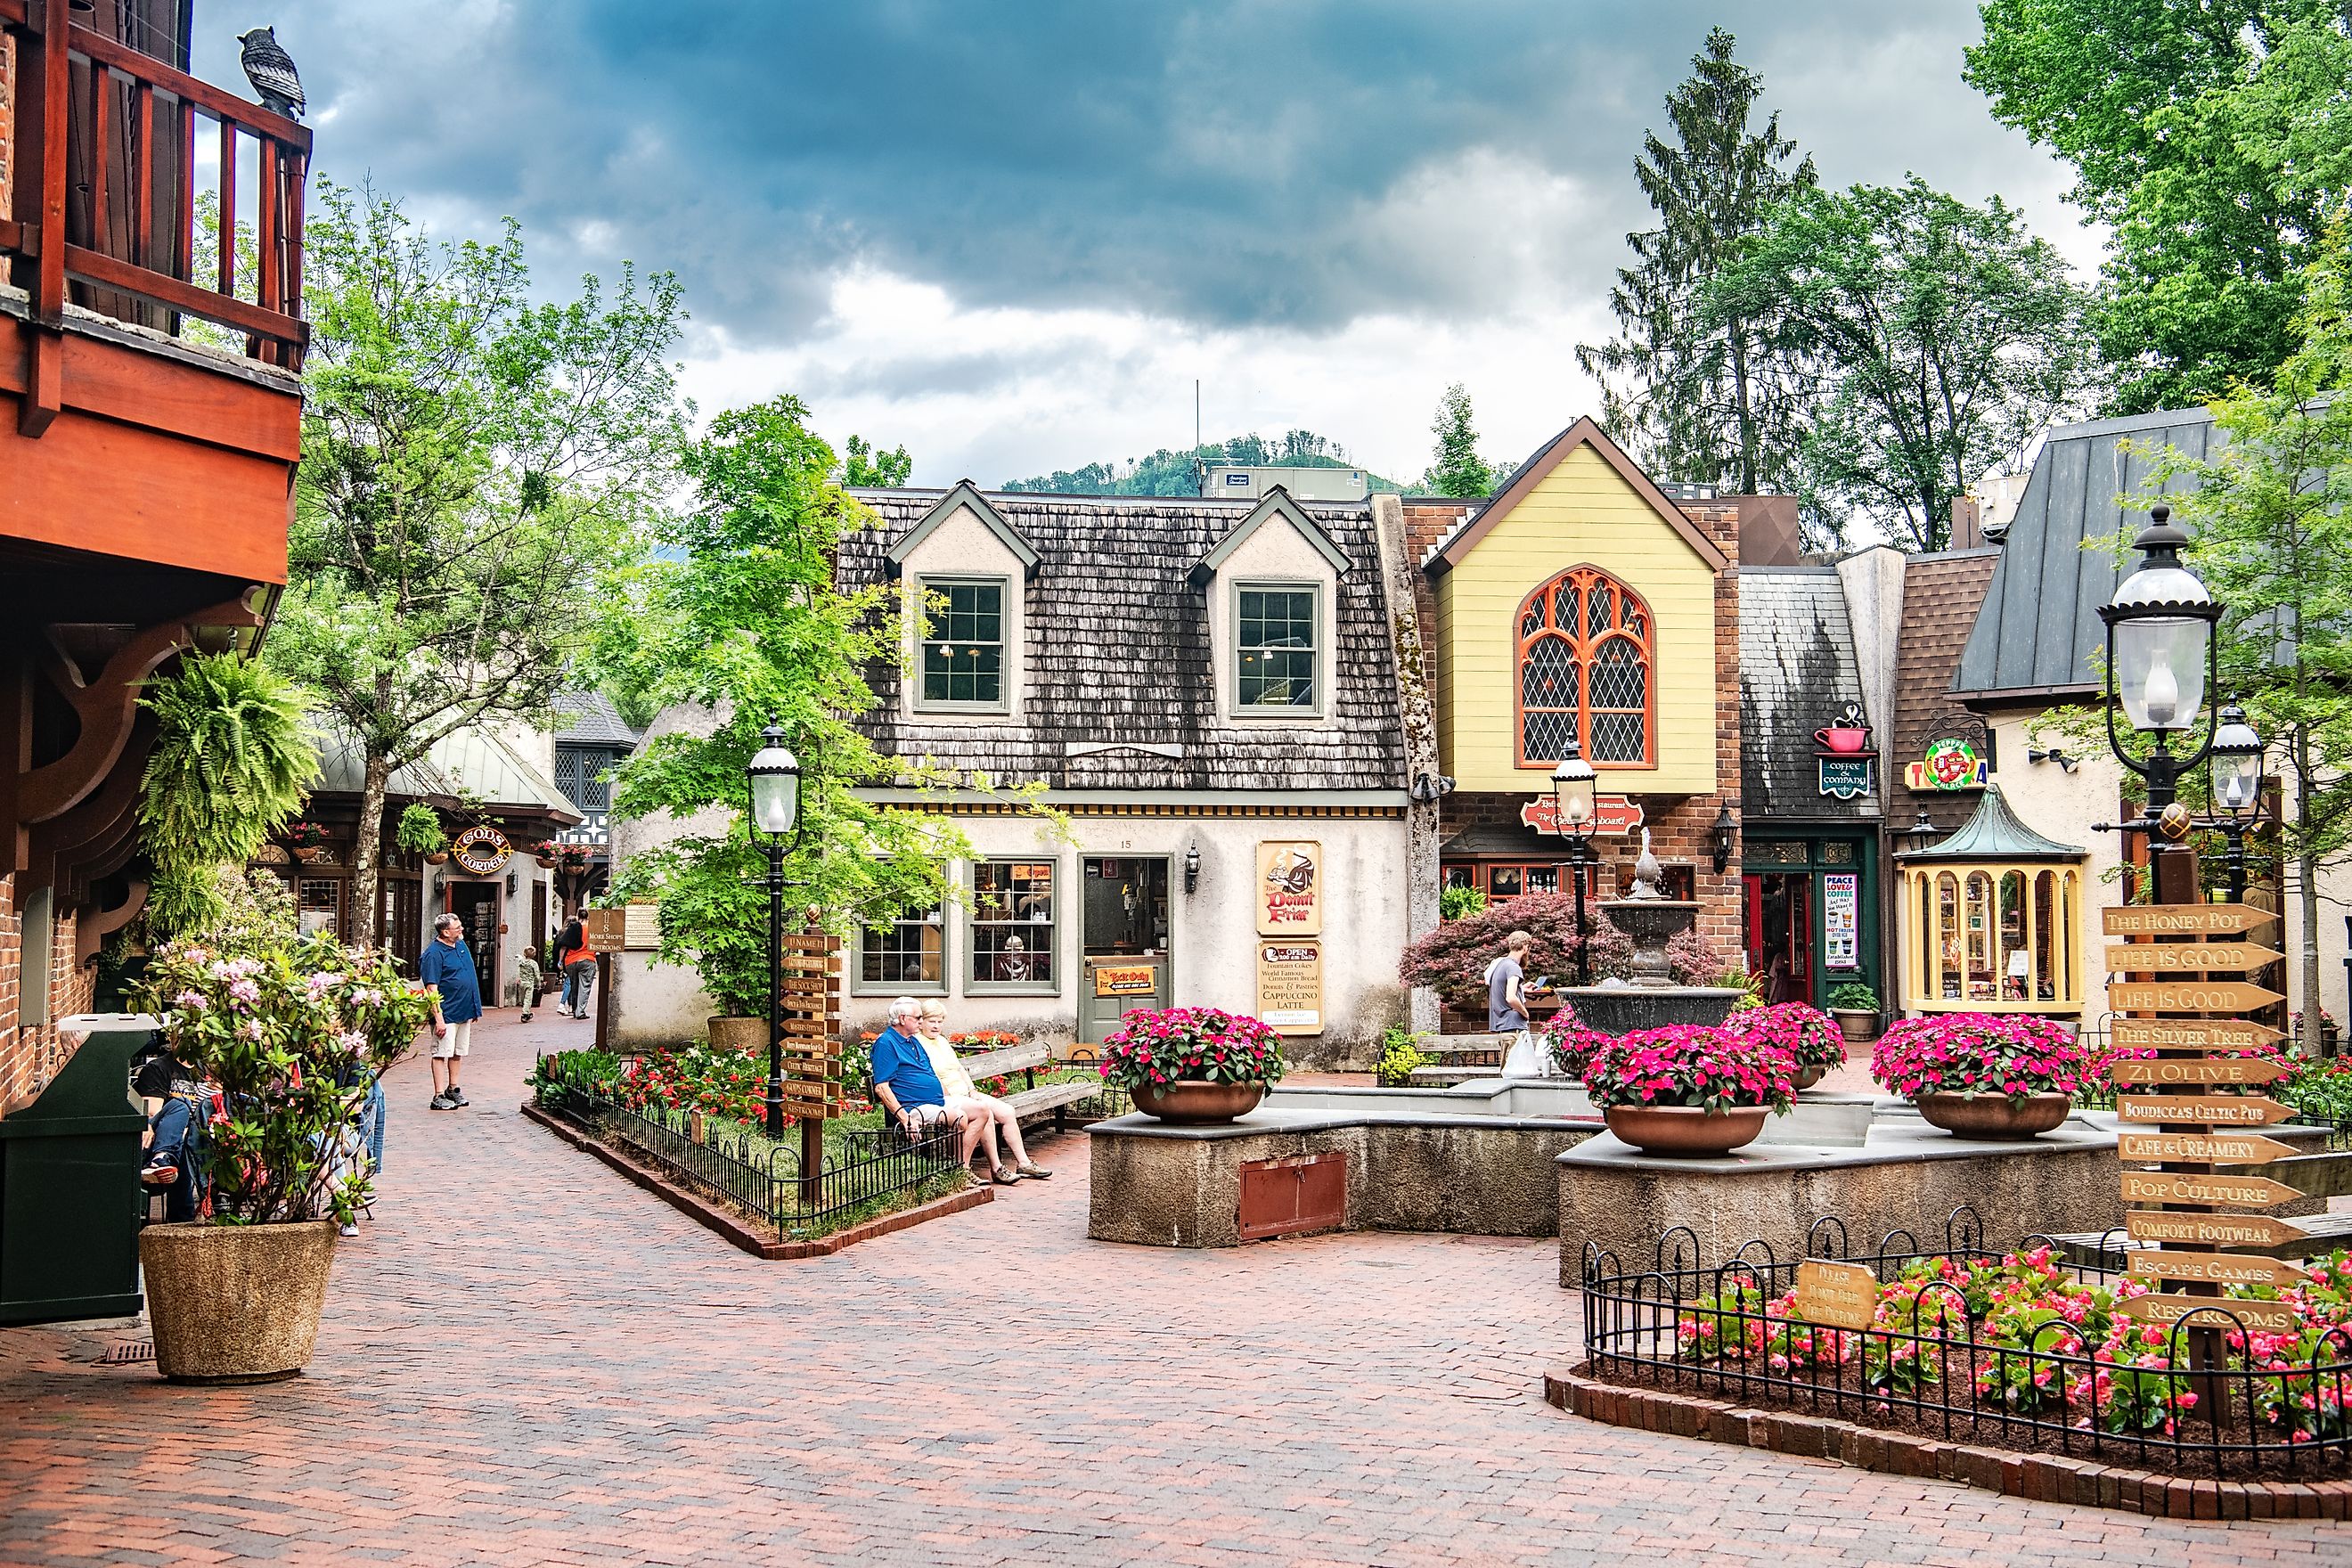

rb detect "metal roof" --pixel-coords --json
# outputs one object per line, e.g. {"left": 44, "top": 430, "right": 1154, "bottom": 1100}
{"left": 1896, "top": 784, "right": 2085, "bottom": 862}
{"left": 313, "top": 727, "right": 581, "bottom": 822}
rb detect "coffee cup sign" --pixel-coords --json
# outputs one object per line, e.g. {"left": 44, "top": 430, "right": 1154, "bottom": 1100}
{"left": 1256, "top": 841, "right": 1322, "bottom": 936}
{"left": 450, "top": 824, "right": 511, "bottom": 877}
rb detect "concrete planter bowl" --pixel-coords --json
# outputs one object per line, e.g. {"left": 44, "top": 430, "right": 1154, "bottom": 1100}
{"left": 1913, "top": 1091, "right": 2071, "bottom": 1140}
{"left": 1131, "top": 1080, "right": 1266, "bottom": 1125}
{"left": 1830, "top": 1009, "right": 1879, "bottom": 1047}
{"left": 1602, "top": 1104, "right": 1770, "bottom": 1158}
{"left": 139, "top": 1220, "right": 337, "bottom": 1384}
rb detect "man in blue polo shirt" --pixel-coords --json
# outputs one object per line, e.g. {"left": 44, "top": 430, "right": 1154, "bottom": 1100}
{"left": 869, "top": 996, "right": 984, "bottom": 1183}
{"left": 419, "top": 913, "right": 483, "bottom": 1111}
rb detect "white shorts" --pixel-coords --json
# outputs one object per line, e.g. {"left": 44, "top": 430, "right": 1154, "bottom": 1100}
{"left": 431, "top": 1019, "right": 472, "bottom": 1060}
{"left": 902, "top": 1102, "right": 951, "bottom": 1130}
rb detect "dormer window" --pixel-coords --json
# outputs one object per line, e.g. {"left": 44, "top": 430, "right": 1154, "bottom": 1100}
{"left": 918, "top": 577, "right": 1007, "bottom": 711}
{"left": 1237, "top": 585, "right": 1319, "bottom": 709}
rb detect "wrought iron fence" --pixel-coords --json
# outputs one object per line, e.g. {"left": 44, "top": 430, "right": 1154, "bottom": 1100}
{"left": 1580, "top": 1207, "right": 2352, "bottom": 1480}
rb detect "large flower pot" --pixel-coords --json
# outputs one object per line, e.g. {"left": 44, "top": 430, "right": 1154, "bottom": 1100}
{"left": 1131, "top": 1080, "right": 1265, "bottom": 1125}
{"left": 1603, "top": 1104, "right": 1769, "bottom": 1157}
{"left": 1913, "top": 1091, "right": 2071, "bottom": 1139}
{"left": 1830, "top": 1009, "right": 1879, "bottom": 1047}
{"left": 707, "top": 1016, "right": 765, "bottom": 1053}
{"left": 139, "top": 1221, "right": 337, "bottom": 1384}
{"left": 1792, "top": 1064, "right": 1826, "bottom": 1093}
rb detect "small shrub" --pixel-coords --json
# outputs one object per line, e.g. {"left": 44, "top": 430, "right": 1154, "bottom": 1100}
{"left": 1663, "top": 928, "right": 1727, "bottom": 986}
{"left": 1398, "top": 893, "right": 1632, "bottom": 1013}
{"left": 1826, "top": 980, "right": 1880, "bottom": 1013}
{"left": 1439, "top": 885, "right": 1488, "bottom": 922}
{"left": 1374, "top": 1025, "right": 1431, "bottom": 1087}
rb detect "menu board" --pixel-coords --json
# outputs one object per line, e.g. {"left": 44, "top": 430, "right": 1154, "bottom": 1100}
{"left": 1255, "top": 942, "right": 1324, "bottom": 1034}
{"left": 1823, "top": 873, "right": 1859, "bottom": 970}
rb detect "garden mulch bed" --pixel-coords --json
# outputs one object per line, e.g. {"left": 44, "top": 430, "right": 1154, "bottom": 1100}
{"left": 521, "top": 1101, "right": 990, "bottom": 1260}
{"left": 1549, "top": 1361, "right": 2352, "bottom": 1519}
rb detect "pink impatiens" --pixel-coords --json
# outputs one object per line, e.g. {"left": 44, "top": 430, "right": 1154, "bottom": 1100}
{"left": 1870, "top": 1012, "right": 2093, "bottom": 1102}
{"left": 1724, "top": 1002, "right": 1848, "bottom": 1074}
{"left": 1095, "top": 1007, "right": 1289, "bottom": 1092}
{"left": 1580, "top": 1024, "right": 1798, "bottom": 1115}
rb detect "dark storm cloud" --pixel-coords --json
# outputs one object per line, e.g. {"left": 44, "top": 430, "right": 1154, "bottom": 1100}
{"left": 193, "top": 1, "right": 2058, "bottom": 346}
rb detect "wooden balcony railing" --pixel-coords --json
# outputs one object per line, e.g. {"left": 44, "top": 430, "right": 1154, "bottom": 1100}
{"left": 1, "top": 0, "right": 309, "bottom": 388}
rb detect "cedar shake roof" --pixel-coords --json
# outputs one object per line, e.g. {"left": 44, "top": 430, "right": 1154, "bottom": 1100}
{"left": 1952, "top": 407, "right": 2219, "bottom": 698}
{"left": 1891, "top": 550, "right": 2001, "bottom": 789}
{"left": 1737, "top": 568, "right": 1877, "bottom": 821}
{"left": 839, "top": 489, "right": 1407, "bottom": 792}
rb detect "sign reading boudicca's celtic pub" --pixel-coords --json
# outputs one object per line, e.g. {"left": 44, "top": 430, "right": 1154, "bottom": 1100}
{"left": 450, "top": 823, "right": 512, "bottom": 877}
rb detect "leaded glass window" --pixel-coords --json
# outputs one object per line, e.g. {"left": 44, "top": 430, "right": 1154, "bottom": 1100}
{"left": 1515, "top": 566, "right": 1654, "bottom": 766}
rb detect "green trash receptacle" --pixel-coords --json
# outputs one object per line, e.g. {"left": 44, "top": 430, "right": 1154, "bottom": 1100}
{"left": 0, "top": 1013, "right": 153, "bottom": 1325}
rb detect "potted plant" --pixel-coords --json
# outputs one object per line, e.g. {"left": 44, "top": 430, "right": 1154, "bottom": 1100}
{"left": 395, "top": 802, "right": 447, "bottom": 864}
{"left": 1870, "top": 1012, "right": 2093, "bottom": 1139}
{"left": 131, "top": 931, "right": 434, "bottom": 1383}
{"left": 1725, "top": 1001, "right": 1848, "bottom": 1091}
{"left": 1096, "top": 1006, "right": 1288, "bottom": 1124}
{"left": 1581, "top": 1024, "right": 1796, "bottom": 1156}
{"left": 1825, "top": 980, "right": 1882, "bottom": 1046}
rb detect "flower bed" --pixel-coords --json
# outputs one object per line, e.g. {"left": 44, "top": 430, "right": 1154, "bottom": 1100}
{"left": 1094, "top": 1007, "right": 1288, "bottom": 1092}
{"left": 1724, "top": 1002, "right": 1847, "bottom": 1076}
{"left": 1581, "top": 1024, "right": 1797, "bottom": 1114}
{"left": 1871, "top": 1012, "right": 2095, "bottom": 1101}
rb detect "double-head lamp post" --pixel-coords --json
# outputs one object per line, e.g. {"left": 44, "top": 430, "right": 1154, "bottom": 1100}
{"left": 1551, "top": 740, "right": 1598, "bottom": 986}
{"left": 747, "top": 723, "right": 803, "bottom": 1139}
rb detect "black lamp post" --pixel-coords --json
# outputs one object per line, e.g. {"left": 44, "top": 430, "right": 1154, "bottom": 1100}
{"left": 1551, "top": 739, "right": 1598, "bottom": 985}
{"left": 2098, "top": 504, "right": 2223, "bottom": 820}
{"left": 2209, "top": 703, "right": 2265, "bottom": 902}
{"left": 747, "top": 723, "right": 803, "bottom": 1139}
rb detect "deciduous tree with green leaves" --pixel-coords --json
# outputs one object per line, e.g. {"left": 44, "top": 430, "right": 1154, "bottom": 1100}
{"left": 1423, "top": 383, "right": 1495, "bottom": 497}
{"left": 837, "top": 434, "right": 913, "bottom": 489}
{"left": 265, "top": 182, "right": 689, "bottom": 947}
{"left": 1576, "top": 26, "right": 1816, "bottom": 498}
{"left": 1710, "top": 178, "right": 2096, "bottom": 550}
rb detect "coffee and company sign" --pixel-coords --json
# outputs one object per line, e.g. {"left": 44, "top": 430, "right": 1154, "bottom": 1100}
{"left": 450, "top": 824, "right": 512, "bottom": 877}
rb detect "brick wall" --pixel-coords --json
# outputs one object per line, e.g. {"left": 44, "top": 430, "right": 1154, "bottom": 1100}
{"left": 0, "top": 874, "right": 99, "bottom": 1108}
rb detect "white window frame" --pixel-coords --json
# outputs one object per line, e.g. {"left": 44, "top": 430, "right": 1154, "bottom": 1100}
{"left": 914, "top": 574, "right": 1011, "bottom": 715}
{"left": 1230, "top": 579, "right": 1325, "bottom": 719}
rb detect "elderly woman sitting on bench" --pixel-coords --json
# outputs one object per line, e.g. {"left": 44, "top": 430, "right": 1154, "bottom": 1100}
{"left": 917, "top": 999, "right": 1049, "bottom": 1184}
{"left": 869, "top": 997, "right": 1049, "bottom": 1188}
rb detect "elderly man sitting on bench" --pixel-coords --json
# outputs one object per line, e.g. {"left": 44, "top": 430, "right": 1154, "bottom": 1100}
{"left": 870, "top": 997, "right": 997, "bottom": 1189}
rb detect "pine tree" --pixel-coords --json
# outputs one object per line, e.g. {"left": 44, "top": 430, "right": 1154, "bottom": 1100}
{"left": 1575, "top": 27, "right": 1814, "bottom": 494}
{"left": 1424, "top": 384, "right": 1494, "bottom": 497}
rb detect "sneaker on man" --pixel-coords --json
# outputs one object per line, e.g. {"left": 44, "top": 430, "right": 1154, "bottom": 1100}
{"left": 338, "top": 1221, "right": 359, "bottom": 1237}
{"left": 430, "top": 1091, "right": 454, "bottom": 1111}
{"left": 445, "top": 1085, "right": 470, "bottom": 1107}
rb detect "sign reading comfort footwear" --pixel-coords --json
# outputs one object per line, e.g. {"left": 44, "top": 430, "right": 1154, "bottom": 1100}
{"left": 450, "top": 823, "right": 511, "bottom": 877}
{"left": 1256, "top": 840, "right": 1322, "bottom": 935}
{"left": 1255, "top": 942, "right": 1324, "bottom": 1035}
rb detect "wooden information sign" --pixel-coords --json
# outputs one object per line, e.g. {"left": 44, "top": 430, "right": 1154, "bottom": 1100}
{"left": 2103, "top": 903, "right": 2279, "bottom": 936}
{"left": 2111, "top": 1057, "right": 2287, "bottom": 1087}
{"left": 2103, "top": 942, "right": 2278, "bottom": 973}
{"left": 582, "top": 908, "right": 626, "bottom": 953}
{"left": 2127, "top": 1252, "right": 2308, "bottom": 1288}
{"left": 2115, "top": 1095, "right": 2296, "bottom": 1127}
{"left": 2110, "top": 1017, "right": 2284, "bottom": 1053}
{"left": 2126, "top": 1211, "right": 2312, "bottom": 1250}
{"left": 1793, "top": 1260, "right": 1880, "bottom": 1332}
{"left": 2121, "top": 1171, "right": 2304, "bottom": 1208}
{"left": 2118, "top": 1131, "right": 2297, "bottom": 1164}
{"left": 2108, "top": 981, "right": 2285, "bottom": 1013}
{"left": 2121, "top": 1294, "right": 2303, "bottom": 1334}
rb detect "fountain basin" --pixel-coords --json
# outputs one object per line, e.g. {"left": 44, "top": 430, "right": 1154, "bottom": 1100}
{"left": 1557, "top": 984, "right": 1745, "bottom": 1037}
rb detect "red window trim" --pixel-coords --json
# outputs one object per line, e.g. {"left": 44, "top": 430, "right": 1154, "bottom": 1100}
{"left": 1514, "top": 565, "right": 1656, "bottom": 769}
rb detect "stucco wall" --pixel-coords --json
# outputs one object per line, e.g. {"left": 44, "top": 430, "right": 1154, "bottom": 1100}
{"left": 607, "top": 702, "right": 728, "bottom": 1047}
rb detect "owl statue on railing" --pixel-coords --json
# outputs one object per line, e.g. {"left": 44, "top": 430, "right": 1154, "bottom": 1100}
{"left": 237, "top": 27, "right": 305, "bottom": 120}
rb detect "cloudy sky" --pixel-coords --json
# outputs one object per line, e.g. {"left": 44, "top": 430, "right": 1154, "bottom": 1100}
{"left": 198, "top": 1, "right": 2097, "bottom": 488}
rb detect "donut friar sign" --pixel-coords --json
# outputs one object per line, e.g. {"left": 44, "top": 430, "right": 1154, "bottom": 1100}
{"left": 450, "top": 824, "right": 512, "bottom": 877}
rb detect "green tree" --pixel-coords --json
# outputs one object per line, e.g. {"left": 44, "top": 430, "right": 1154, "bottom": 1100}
{"left": 838, "top": 434, "right": 913, "bottom": 488}
{"left": 1003, "top": 432, "right": 1401, "bottom": 496}
{"left": 2136, "top": 225, "right": 2352, "bottom": 1054}
{"left": 1711, "top": 178, "right": 2096, "bottom": 550}
{"left": 265, "top": 182, "right": 689, "bottom": 947}
{"left": 601, "top": 396, "right": 1047, "bottom": 1017}
{"left": 1576, "top": 27, "right": 1816, "bottom": 494}
{"left": 1965, "top": 2, "right": 2352, "bottom": 412}
{"left": 1423, "top": 384, "right": 1495, "bottom": 497}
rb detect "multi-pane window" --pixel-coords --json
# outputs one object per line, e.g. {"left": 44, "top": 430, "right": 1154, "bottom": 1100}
{"left": 297, "top": 878, "right": 341, "bottom": 938}
{"left": 919, "top": 580, "right": 1005, "bottom": 707}
{"left": 1237, "top": 587, "right": 1317, "bottom": 708}
{"left": 1515, "top": 566, "right": 1653, "bottom": 765}
{"left": 970, "top": 861, "right": 1055, "bottom": 987}
{"left": 861, "top": 903, "right": 943, "bottom": 987}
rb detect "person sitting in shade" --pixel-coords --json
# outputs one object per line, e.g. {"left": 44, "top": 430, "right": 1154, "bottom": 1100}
{"left": 916, "top": 999, "right": 1049, "bottom": 1183}
{"left": 869, "top": 997, "right": 988, "bottom": 1188}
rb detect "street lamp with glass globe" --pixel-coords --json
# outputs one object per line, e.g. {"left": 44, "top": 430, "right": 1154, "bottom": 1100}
{"left": 2098, "top": 504, "right": 2223, "bottom": 819}
{"left": 1551, "top": 740, "right": 1598, "bottom": 985}
{"left": 2209, "top": 704, "right": 2265, "bottom": 902}
{"left": 747, "top": 725, "right": 802, "bottom": 1137}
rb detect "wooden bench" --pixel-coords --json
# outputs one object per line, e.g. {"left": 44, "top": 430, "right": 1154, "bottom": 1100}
{"left": 957, "top": 1041, "right": 1111, "bottom": 1131}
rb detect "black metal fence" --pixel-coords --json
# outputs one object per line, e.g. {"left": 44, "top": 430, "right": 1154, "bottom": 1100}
{"left": 1580, "top": 1208, "right": 2352, "bottom": 1480}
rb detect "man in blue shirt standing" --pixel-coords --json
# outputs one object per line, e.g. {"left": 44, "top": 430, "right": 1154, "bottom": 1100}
{"left": 869, "top": 996, "right": 984, "bottom": 1184}
{"left": 419, "top": 913, "right": 483, "bottom": 1111}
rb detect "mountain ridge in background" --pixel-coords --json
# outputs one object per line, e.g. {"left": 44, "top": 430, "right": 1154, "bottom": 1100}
{"left": 1002, "top": 430, "right": 1405, "bottom": 496}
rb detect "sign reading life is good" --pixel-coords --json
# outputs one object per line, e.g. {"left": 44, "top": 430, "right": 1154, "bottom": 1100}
{"left": 450, "top": 823, "right": 512, "bottom": 877}
{"left": 1793, "top": 1260, "right": 1880, "bottom": 1332}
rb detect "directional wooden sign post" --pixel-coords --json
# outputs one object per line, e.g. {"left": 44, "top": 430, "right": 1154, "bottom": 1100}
{"left": 2103, "top": 905, "right": 2279, "bottom": 938}
{"left": 2105, "top": 942, "right": 2281, "bottom": 973}
{"left": 2108, "top": 981, "right": 2285, "bottom": 1013}
{"left": 2115, "top": 1095, "right": 2296, "bottom": 1127}
{"left": 777, "top": 930, "right": 844, "bottom": 1209}
{"left": 2110, "top": 1017, "right": 2284, "bottom": 1053}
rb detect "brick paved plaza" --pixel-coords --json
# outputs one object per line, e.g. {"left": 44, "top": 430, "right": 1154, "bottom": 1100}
{"left": 3, "top": 1013, "right": 2346, "bottom": 1567}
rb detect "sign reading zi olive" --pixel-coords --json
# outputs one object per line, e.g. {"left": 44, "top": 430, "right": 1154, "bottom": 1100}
{"left": 2102, "top": 903, "right": 2279, "bottom": 937}
{"left": 2111, "top": 1056, "right": 2288, "bottom": 1087}
{"left": 2121, "top": 1294, "right": 2302, "bottom": 1333}
{"left": 2109, "top": 1016, "right": 2284, "bottom": 1053}
{"left": 2116, "top": 1094, "right": 2298, "bottom": 1127}
{"left": 2125, "top": 1210, "right": 2313, "bottom": 1250}
{"left": 2107, "top": 981, "right": 2284, "bottom": 1013}
{"left": 450, "top": 823, "right": 512, "bottom": 877}
{"left": 2103, "top": 941, "right": 2278, "bottom": 973}
{"left": 2118, "top": 1131, "right": 2299, "bottom": 1164}
{"left": 2127, "top": 1252, "right": 2309, "bottom": 1289}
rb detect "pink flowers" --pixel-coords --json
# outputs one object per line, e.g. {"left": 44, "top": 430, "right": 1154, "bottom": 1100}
{"left": 1095, "top": 1007, "right": 1289, "bottom": 1092}
{"left": 1870, "top": 1013, "right": 2092, "bottom": 1102}
{"left": 1723, "top": 1002, "right": 1847, "bottom": 1074}
{"left": 1581, "top": 1024, "right": 1797, "bottom": 1114}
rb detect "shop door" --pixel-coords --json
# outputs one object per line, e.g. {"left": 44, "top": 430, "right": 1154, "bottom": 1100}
{"left": 445, "top": 882, "right": 500, "bottom": 1000}
{"left": 1079, "top": 856, "right": 1170, "bottom": 1046}
{"left": 1744, "top": 872, "right": 1812, "bottom": 1006}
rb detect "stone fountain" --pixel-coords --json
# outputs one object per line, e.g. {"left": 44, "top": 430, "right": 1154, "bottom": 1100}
{"left": 1556, "top": 829, "right": 1745, "bottom": 1038}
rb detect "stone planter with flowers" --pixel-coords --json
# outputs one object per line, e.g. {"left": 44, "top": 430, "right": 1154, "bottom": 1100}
{"left": 1096, "top": 1006, "right": 1289, "bottom": 1124}
{"left": 1724, "top": 1001, "right": 1848, "bottom": 1091}
{"left": 1870, "top": 1012, "right": 2093, "bottom": 1139}
{"left": 1580, "top": 1024, "right": 1798, "bottom": 1157}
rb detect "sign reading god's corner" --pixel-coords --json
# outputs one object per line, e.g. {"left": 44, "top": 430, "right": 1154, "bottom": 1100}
{"left": 1256, "top": 841, "right": 1323, "bottom": 935}
{"left": 450, "top": 824, "right": 511, "bottom": 877}
{"left": 1520, "top": 795, "right": 1644, "bottom": 837}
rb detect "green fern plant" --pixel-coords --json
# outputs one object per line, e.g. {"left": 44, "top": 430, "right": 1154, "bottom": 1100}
{"left": 396, "top": 802, "right": 447, "bottom": 855}
{"left": 139, "top": 652, "right": 317, "bottom": 935}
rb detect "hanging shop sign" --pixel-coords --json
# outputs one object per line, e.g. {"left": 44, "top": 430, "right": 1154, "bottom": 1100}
{"left": 1817, "top": 756, "right": 1874, "bottom": 800}
{"left": 1519, "top": 795, "right": 1644, "bottom": 837}
{"left": 1823, "top": 873, "right": 1860, "bottom": 971}
{"left": 1904, "top": 738, "right": 1987, "bottom": 793}
{"left": 450, "top": 824, "right": 512, "bottom": 878}
{"left": 1255, "top": 941, "right": 1324, "bottom": 1034}
{"left": 1256, "top": 840, "right": 1322, "bottom": 936}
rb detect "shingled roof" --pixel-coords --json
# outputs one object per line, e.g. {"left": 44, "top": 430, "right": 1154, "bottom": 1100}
{"left": 1738, "top": 567, "right": 1877, "bottom": 821}
{"left": 839, "top": 489, "right": 1407, "bottom": 792}
{"left": 552, "top": 690, "right": 640, "bottom": 748}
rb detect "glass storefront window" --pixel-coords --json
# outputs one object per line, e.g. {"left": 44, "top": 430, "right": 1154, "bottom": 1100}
{"left": 971, "top": 861, "right": 1055, "bottom": 987}
{"left": 861, "top": 905, "right": 943, "bottom": 987}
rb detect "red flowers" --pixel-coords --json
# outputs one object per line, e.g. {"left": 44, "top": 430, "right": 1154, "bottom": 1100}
{"left": 1581, "top": 1024, "right": 1797, "bottom": 1115}
{"left": 1725, "top": 1003, "right": 1848, "bottom": 1074}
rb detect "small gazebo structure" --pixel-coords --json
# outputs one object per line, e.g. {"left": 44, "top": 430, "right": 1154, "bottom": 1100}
{"left": 1895, "top": 785, "right": 2088, "bottom": 1016}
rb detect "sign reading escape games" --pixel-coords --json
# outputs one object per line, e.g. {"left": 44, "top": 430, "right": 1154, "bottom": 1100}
{"left": 1256, "top": 841, "right": 1322, "bottom": 935}
{"left": 1255, "top": 942, "right": 1324, "bottom": 1034}
{"left": 450, "top": 823, "right": 512, "bottom": 877}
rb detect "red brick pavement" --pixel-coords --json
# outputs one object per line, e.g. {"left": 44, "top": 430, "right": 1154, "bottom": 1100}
{"left": 3, "top": 1008, "right": 2347, "bottom": 1566}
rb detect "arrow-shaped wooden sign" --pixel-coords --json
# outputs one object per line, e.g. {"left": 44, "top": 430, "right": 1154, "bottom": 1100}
{"left": 2117, "top": 1095, "right": 2297, "bottom": 1127}
{"left": 2122, "top": 1172, "right": 2305, "bottom": 1206}
{"left": 2127, "top": 1252, "right": 2308, "bottom": 1288}
{"left": 2111, "top": 1057, "right": 2289, "bottom": 1087}
{"left": 2109, "top": 981, "right": 2285, "bottom": 1012}
{"left": 2110, "top": 1017, "right": 2286, "bottom": 1053}
{"left": 2122, "top": 1293, "right": 2303, "bottom": 1333}
{"left": 2105, "top": 942, "right": 2279, "bottom": 973}
{"left": 2104, "top": 904, "right": 2281, "bottom": 937}
{"left": 2119, "top": 1131, "right": 2299, "bottom": 1164}
{"left": 2126, "top": 1210, "right": 2314, "bottom": 1250}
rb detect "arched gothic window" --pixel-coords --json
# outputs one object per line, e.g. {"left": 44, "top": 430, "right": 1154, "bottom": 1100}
{"left": 1515, "top": 566, "right": 1654, "bottom": 766}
